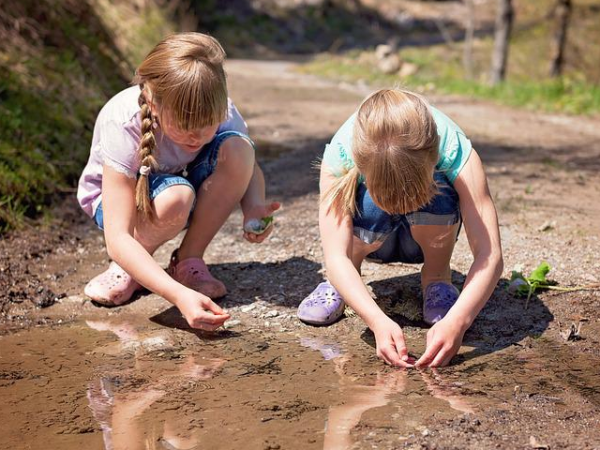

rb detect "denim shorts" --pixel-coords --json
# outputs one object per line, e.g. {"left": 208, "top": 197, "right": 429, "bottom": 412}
{"left": 94, "top": 131, "right": 253, "bottom": 230}
{"left": 355, "top": 171, "right": 461, "bottom": 264}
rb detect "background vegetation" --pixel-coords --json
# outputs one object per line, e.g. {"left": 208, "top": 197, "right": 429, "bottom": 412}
{"left": 299, "top": 1, "right": 600, "bottom": 114}
{"left": 1, "top": 0, "right": 598, "bottom": 231}
{"left": 0, "top": 0, "right": 176, "bottom": 230}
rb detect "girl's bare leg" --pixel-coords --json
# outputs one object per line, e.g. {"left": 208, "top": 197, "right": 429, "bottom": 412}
{"left": 134, "top": 184, "right": 196, "bottom": 255}
{"left": 177, "top": 137, "right": 255, "bottom": 260}
{"left": 350, "top": 237, "right": 383, "bottom": 273}
{"left": 410, "top": 223, "right": 460, "bottom": 289}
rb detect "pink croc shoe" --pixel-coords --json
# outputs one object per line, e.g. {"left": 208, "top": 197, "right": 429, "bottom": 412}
{"left": 84, "top": 262, "right": 142, "bottom": 306}
{"left": 168, "top": 250, "right": 227, "bottom": 299}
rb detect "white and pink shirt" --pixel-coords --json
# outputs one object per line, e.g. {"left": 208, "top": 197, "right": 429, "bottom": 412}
{"left": 77, "top": 85, "right": 248, "bottom": 217}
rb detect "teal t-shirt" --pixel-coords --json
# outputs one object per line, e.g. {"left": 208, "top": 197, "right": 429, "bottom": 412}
{"left": 322, "top": 106, "right": 472, "bottom": 184}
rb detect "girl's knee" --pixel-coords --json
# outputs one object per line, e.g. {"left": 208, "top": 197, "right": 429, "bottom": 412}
{"left": 352, "top": 234, "right": 383, "bottom": 253}
{"left": 217, "top": 137, "right": 255, "bottom": 172}
{"left": 411, "top": 223, "right": 459, "bottom": 243}
{"left": 153, "top": 185, "right": 195, "bottom": 222}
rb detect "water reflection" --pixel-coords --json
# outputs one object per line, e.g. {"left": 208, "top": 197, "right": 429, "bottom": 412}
{"left": 300, "top": 336, "right": 474, "bottom": 450}
{"left": 86, "top": 319, "right": 224, "bottom": 450}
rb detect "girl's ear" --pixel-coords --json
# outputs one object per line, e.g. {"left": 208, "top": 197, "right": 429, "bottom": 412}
{"left": 143, "top": 86, "right": 159, "bottom": 118}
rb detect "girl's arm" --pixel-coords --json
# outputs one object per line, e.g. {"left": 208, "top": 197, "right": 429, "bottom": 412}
{"left": 319, "top": 164, "right": 413, "bottom": 368}
{"left": 240, "top": 162, "right": 280, "bottom": 243}
{"left": 101, "top": 166, "right": 229, "bottom": 330}
{"left": 416, "top": 149, "right": 504, "bottom": 367}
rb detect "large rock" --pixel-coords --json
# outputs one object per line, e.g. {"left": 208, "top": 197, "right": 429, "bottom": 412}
{"left": 378, "top": 54, "right": 402, "bottom": 74}
{"left": 399, "top": 62, "right": 419, "bottom": 78}
{"left": 375, "top": 44, "right": 394, "bottom": 60}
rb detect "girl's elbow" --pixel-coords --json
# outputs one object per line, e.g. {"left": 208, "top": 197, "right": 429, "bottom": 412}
{"left": 323, "top": 253, "right": 347, "bottom": 272}
{"left": 104, "top": 234, "right": 123, "bottom": 262}
{"left": 105, "top": 242, "right": 118, "bottom": 261}
{"left": 495, "top": 253, "right": 504, "bottom": 279}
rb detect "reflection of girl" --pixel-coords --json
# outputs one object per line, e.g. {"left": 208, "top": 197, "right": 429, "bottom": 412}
{"left": 303, "top": 338, "right": 475, "bottom": 450}
{"left": 298, "top": 89, "right": 503, "bottom": 368}
{"left": 324, "top": 356, "right": 407, "bottom": 450}
{"left": 86, "top": 319, "right": 223, "bottom": 450}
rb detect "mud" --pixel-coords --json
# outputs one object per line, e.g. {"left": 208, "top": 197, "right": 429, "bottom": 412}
{"left": 2, "top": 316, "right": 600, "bottom": 450}
{"left": 1, "top": 59, "right": 600, "bottom": 449}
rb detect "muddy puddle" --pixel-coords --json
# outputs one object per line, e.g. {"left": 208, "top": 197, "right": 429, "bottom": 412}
{"left": 1, "top": 313, "right": 600, "bottom": 450}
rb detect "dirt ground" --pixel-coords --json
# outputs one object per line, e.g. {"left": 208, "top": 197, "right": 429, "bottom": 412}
{"left": 1, "top": 59, "right": 600, "bottom": 450}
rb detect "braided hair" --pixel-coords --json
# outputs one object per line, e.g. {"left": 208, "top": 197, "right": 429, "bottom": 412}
{"left": 131, "top": 32, "right": 228, "bottom": 219}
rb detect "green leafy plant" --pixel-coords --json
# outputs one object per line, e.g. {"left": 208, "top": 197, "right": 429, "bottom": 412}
{"left": 508, "top": 261, "right": 598, "bottom": 309}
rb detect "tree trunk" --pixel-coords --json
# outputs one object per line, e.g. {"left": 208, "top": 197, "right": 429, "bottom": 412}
{"left": 463, "top": 0, "right": 476, "bottom": 79}
{"left": 490, "top": 0, "right": 514, "bottom": 85}
{"left": 549, "top": 0, "right": 572, "bottom": 77}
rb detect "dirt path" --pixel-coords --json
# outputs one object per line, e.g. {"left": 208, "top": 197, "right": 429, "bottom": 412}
{"left": 1, "top": 59, "right": 600, "bottom": 450}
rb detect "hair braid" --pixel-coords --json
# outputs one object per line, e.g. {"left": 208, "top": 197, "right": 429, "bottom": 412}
{"left": 135, "top": 92, "right": 159, "bottom": 219}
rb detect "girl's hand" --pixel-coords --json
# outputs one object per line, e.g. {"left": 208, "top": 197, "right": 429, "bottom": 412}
{"left": 242, "top": 201, "right": 281, "bottom": 243}
{"left": 415, "top": 318, "right": 466, "bottom": 368}
{"left": 176, "top": 290, "right": 231, "bottom": 331}
{"left": 372, "top": 318, "right": 415, "bottom": 368}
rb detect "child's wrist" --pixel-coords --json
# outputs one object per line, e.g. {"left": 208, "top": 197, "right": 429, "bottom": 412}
{"left": 445, "top": 308, "right": 473, "bottom": 332}
{"left": 365, "top": 311, "right": 393, "bottom": 331}
{"left": 164, "top": 283, "right": 191, "bottom": 307}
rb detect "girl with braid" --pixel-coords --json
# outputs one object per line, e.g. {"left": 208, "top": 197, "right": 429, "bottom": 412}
{"left": 77, "top": 33, "right": 279, "bottom": 330}
{"left": 297, "top": 89, "right": 503, "bottom": 368}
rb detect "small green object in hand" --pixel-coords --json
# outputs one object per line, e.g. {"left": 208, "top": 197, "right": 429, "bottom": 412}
{"left": 243, "top": 216, "right": 274, "bottom": 234}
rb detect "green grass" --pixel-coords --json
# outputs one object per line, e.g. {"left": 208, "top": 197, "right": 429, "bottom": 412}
{"left": 299, "top": 46, "right": 600, "bottom": 116}
{"left": 0, "top": 0, "right": 176, "bottom": 232}
{"left": 298, "top": 0, "right": 600, "bottom": 116}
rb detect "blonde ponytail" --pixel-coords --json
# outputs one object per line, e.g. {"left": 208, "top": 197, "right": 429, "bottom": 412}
{"left": 321, "top": 165, "right": 362, "bottom": 218}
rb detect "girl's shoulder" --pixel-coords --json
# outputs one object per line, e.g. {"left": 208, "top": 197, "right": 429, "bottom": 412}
{"left": 96, "top": 85, "right": 142, "bottom": 130}
{"left": 321, "top": 113, "right": 358, "bottom": 177}
{"left": 429, "top": 105, "right": 472, "bottom": 182}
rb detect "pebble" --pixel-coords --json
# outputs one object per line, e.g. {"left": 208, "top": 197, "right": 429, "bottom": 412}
{"left": 241, "top": 304, "right": 257, "bottom": 313}
{"left": 224, "top": 320, "right": 241, "bottom": 329}
{"left": 264, "top": 310, "right": 279, "bottom": 318}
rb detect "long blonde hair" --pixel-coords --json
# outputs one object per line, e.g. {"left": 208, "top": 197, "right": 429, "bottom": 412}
{"left": 323, "top": 89, "right": 439, "bottom": 217}
{"left": 131, "top": 32, "right": 228, "bottom": 219}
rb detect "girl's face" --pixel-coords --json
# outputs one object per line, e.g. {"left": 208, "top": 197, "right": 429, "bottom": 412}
{"left": 146, "top": 92, "right": 219, "bottom": 152}
{"left": 160, "top": 115, "right": 219, "bottom": 153}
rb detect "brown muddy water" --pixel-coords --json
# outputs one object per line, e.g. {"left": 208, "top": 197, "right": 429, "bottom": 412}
{"left": 2, "top": 312, "right": 600, "bottom": 450}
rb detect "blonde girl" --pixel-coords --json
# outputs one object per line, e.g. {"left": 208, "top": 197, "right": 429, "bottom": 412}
{"left": 297, "top": 89, "right": 503, "bottom": 368}
{"left": 77, "top": 33, "right": 279, "bottom": 330}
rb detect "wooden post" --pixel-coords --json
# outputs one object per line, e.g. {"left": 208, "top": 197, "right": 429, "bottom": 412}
{"left": 549, "top": 0, "right": 572, "bottom": 78}
{"left": 490, "top": 0, "right": 514, "bottom": 85}
{"left": 463, "top": 0, "right": 476, "bottom": 80}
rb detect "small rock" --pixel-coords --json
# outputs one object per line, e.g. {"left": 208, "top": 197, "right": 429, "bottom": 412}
{"left": 537, "top": 220, "right": 556, "bottom": 232}
{"left": 224, "top": 320, "right": 241, "bottom": 329}
{"left": 529, "top": 436, "right": 549, "bottom": 449}
{"left": 241, "top": 304, "right": 257, "bottom": 313}
{"left": 264, "top": 310, "right": 279, "bottom": 318}
{"left": 560, "top": 322, "right": 583, "bottom": 341}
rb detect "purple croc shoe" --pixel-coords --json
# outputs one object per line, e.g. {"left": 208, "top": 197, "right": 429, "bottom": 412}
{"left": 423, "top": 282, "right": 460, "bottom": 325}
{"left": 297, "top": 281, "right": 345, "bottom": 326}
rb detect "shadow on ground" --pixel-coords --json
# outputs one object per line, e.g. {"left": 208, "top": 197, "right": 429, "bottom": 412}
{"left": 359, "top": 270, "right": 553, "bottom": 365}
